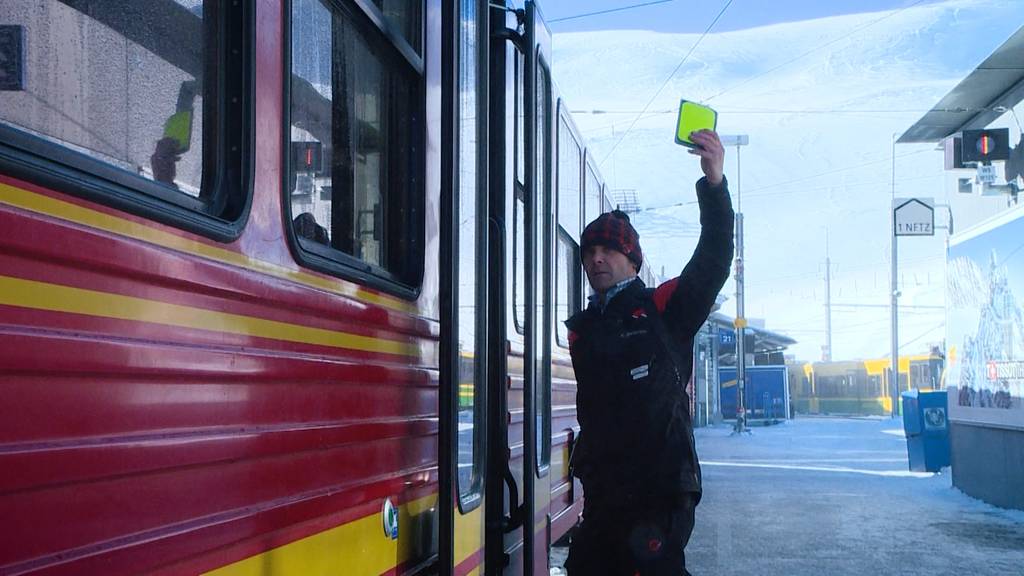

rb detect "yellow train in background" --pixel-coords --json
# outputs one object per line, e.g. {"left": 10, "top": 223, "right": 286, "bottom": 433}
{"left": 788, "top": 353, "right": 945, "bottom": 416}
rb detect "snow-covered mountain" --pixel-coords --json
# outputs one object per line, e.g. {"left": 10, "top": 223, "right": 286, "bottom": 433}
{"left": 552, "top": 0, "right": 1024, "bottom": 361}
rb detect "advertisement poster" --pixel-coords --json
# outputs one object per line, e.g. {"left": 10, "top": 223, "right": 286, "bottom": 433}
{"left": 946, "top": 205, "right": 1024, "bottom": 429}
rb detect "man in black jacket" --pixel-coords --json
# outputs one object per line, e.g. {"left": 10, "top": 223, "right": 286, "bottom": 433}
{"left": 564, "top": 129, "right": 734, "bottom": 576}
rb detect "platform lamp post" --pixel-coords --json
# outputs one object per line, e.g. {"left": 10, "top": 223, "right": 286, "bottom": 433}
{"left": 890, "top": 131, "right": 938, "bottom": 419}
{"left": 890, "top": 133, "right": 900, "bottom": 420}
{"left": 721, "top": 134, "right": 750, "bottom": 434}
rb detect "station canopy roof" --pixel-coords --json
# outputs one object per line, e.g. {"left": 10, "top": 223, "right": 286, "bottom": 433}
{"left": 898, "top": 24, "right": 1024, "bottom": 144}
{"left": 708, "top": 312, "right": 797, "bottom": 353}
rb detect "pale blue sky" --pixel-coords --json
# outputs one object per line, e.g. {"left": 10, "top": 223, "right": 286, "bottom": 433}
{"left": 539, "top": 0, "right": 945, "bottom": 34}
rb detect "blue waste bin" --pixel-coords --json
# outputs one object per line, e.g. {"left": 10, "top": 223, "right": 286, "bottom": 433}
{"left": 901, "top": 389, "right": 950, "bottom": 472}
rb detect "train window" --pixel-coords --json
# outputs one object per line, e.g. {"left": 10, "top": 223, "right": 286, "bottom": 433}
{"left": 557, "top": 112, "right": 582, "bottom": 236}
{"left": 288, "top": 0, "right": 424, "bottom": 293}
{"left": 584, "top": 160, "right": 602, "bottom": 221}
{"left": 0, "top": 0, "right": 251, "bottom": 239}
{"left": 535, "top": 60, "right": 552, "bottom": 471}
{"left": 371, "top": 0, "right": 421, "bottom": 54}
{"left": 515, "top": 52, "right": 526, "bottom": 187}
{"left": 582, "top": 155, "right": 594, "bottom": 222}
{"left": 556, "top": 112, "right": 582, "bottom": 347}
{"left": 512, "top": 51, "right": 527, "bottom": 334}
{"left": 555, "top": 228, "right": 580, "bottom": 347}
{"left": 514, "top": 194, "right": 526, "bottom": 334}
{"left": 455, "top": 0, "right": 485, "bottom": 509}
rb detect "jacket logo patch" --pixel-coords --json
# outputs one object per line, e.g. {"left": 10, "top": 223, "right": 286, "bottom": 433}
{"left": 631, "top": 308, "right": 647, "bottom": 319}
{"left": 630, "top": 364, "right": 650, "bottom": 380}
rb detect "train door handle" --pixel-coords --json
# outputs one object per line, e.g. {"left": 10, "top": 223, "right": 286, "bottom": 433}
{"left": 491, "top": 5, "right": 526, "bottom": 53}
{"left": 502, "top": 466, "right": 523, "bottom": 533}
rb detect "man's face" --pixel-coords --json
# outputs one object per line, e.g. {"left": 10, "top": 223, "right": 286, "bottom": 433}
{"left": 583, "top": 244, "right": 637, "bottom": 294}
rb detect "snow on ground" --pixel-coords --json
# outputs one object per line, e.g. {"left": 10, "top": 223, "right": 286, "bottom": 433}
{"left": 551, "top": 417, "right": 1024, "bottom": 575}
{"left": 692, "top": 417, "right": 1024, "bottom": 575}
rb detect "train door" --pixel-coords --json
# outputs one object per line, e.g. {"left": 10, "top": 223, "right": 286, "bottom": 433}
{"left": 483, "top": 2, "right": 524, "bottom": 573}
{"left": 482, "top": 1, "right": 554, "bottom": 573}
{"left": 440, "top": 1, "right": 490, "bottom": 574}
{"left": 523, "top": 2, "right": 555, "bottom": 574}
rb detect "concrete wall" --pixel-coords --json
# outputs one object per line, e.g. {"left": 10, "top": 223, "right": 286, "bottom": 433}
{"left": 950, "top": 422, "right": 1024, "bottom": 510}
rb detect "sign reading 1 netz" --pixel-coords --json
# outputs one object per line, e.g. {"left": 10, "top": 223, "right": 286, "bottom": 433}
{"left": 893, "top": 197, "right": 935, "bottom": 236}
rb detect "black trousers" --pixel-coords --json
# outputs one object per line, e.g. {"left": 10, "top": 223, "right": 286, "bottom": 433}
{"left": 564, "top": 496, "right": 697, "bottom": 576}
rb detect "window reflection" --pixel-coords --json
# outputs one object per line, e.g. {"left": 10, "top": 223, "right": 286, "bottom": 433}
{"left": 372, "top": 0, "right": 421, "bottom": 53}
{"left": 289, "top": 0, "right": 421, "bottom": 284}
{"left": 456, "top": 0, "right": 483, "bottom": 502}
{"left": 535, "top": 63, "right": 551, "bottom": 470}
{"left": 0, "top": 0, "right": 208, "bottom": 196}
{"left": 556, "top": 229, "right": 580, "bottom": 346}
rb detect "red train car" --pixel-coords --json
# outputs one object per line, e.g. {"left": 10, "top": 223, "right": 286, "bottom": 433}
{"left": 0, "top": 1, "right": 638, "bottom": 574}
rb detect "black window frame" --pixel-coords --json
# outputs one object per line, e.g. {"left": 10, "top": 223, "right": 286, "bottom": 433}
{"left": 283, "top": 0, "right": 426, "bottom": 299}
{"left": 0, "top": 1, "right": 254, "bottom": 242}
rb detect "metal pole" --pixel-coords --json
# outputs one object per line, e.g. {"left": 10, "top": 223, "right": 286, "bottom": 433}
{"left": 720, "top": 135, "right": 749, "bottom": 433}
{"left": 824, "top": 229, "right": 832, "bottom": 361}
{"left": 890, "top": 134, "right": 900, "bottom": 418}
{"left": 712, "top": 325, "right": 721, "bottom": 424}
{"left": 705, "top": 329, "right": 712, "bottom": 427}
{"left": 735, "top": 143, "right": 746, "bottom": 433}
{"left": 737, "top": 144, "right": 742, "bottom": 213}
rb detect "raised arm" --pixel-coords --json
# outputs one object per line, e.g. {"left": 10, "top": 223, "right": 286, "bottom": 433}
{"left": 652, "top": 130, "right": 735, "bottom": 336}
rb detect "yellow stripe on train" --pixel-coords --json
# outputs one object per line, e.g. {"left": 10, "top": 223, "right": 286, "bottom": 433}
{"left": 204, "top": 495, "right": 483, "bottom": 576}
{"left": 0, "top": 182, "right": 414, "bottom": 313}
{"left": 0, "top": 275, "right": 417, "bottom": 358}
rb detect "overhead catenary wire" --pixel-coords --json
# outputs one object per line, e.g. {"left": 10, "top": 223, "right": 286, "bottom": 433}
{"left": 741, "top": 171, "right": 940, "bottom": 201}
{"left": 743, "top": 253, "right": 945, "bottom": 287}
{"left": 634, "top": 148, "right": 938, "bottom": 213}
{"left": 1002, "top": 239, "right": 1024, "bottom": 265}
{"left": 573, "top": 107, "right": 993, "bottom": 116}
{"left": 598, "top": 0, "right": 735, "bottom": 168}
{"left": 898, "top": 321, "right": 946, "bottom": 352}
{"left": 576, "top": 109, "right": 986, "bottom": 137}
{"left": 703, "top": 0, "right": 929, "bottom": 103}
{"left": 1009, "top": 103, "right": 1024, "bottom": 134}
{"left": 549, "top": 0, "right": 676, "bottom": 23}
{"left": 770, "top": 316, "right": 892, "bottom": 335}
{"left": 740, "top": 148, "right": 935, "bottom": 198}
{"left": 576, "top": 107, "right": 999, "bottom": 135}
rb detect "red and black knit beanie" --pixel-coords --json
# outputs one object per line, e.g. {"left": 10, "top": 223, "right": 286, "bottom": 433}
{"left": 580, "top": 210, "right": 643, "bottom": 271}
